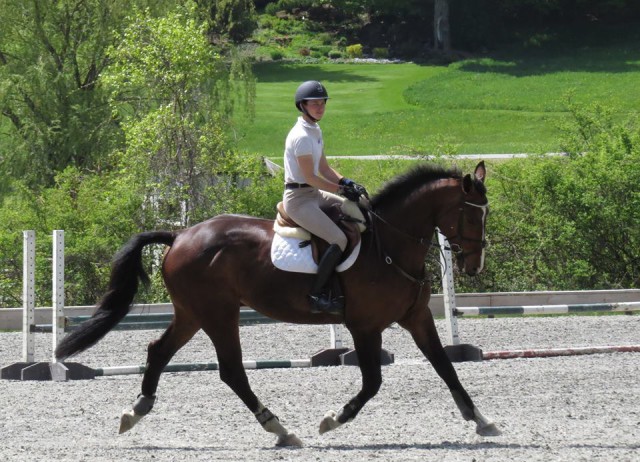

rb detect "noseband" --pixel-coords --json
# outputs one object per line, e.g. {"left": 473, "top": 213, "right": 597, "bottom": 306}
{"left": 445, "top": 200, "right": 488, "bottom": 258}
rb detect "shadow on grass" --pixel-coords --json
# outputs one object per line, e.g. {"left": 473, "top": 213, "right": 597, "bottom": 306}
{"left": 456, "top": 23, "right": 640, "bottom": 77}
{"left": 253, "top": 62, "right": 379, "bottom": 83}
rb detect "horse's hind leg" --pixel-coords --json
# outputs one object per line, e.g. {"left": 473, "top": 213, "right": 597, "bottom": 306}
{"left": 201, "top": 317, "right": 303, "bottom": 447}
{"left": 119, "top": 312, "right": 200, "bottom": 434}
{"left": 399, "top": 309, "right": 501, "bottom": 436}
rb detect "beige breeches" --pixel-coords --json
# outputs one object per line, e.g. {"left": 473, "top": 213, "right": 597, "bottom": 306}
{"left": 282, "top": 188, "right": 347, "bottom": 251}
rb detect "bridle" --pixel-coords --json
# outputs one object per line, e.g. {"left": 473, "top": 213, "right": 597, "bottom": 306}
{"left": 443, "top": 200, "right": 489, "bottom": 258}
{"left": 367, "top": 195, "right": 488, "bottom": 286}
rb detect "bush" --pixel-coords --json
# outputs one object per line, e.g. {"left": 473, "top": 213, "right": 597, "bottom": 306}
{"left": 372, "top": 47, "right": 389, "bottom": 59}
{"left": 317, "top": 32, "right": 333, "bottom": 45}
{"left": 346, "top": 43, "right": 363, "bottom": 58}
{"left": 328, "top": 49, "right": 343, "bottom": 59}
{"left": 270, "top": 49, "right": 285, "bottom": 60}
{"left": 481, "top": 103, "right": 640, "bottom": 291}
{"left": 264, "top": 3, "right": 280, "bottom": 15}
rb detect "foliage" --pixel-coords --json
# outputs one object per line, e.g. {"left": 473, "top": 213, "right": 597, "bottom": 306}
{"left": 372, "top": 47, "right": 389, "bottom": 59}
{"left": 194, "top": 0, "right": 258, "bottom": 44}
{"left": 0, "top": 155, "right": 280, "bottom": 308}
{"left": 0, "top": 0, "right": 129, "bottom": 189}
{"left": 449, "top": 0, "right": 640, "bottom": 50}
{"left": 0, "top": 168, "right": 145, "bottom": 307}
{"left": 346, "top": 44, "right": 363, "bottom": 58}
{"left": 477, "top": 104, "right": 640, "bottom": 291}
{"left": 105, "top": 6, "right": 255, "bottom": 228}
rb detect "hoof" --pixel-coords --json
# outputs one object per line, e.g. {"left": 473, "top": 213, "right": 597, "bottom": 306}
{"left": 477, "top": 421, "right": 502, "bottom": 436}
{"left": 319, "top": 410, "right": 340, "bottom": 435}
{"left": 276, "top": 433, "right": 303, "bottom": 448}
{"left": 119, "top": 410, "right": 143, "bottom": 434}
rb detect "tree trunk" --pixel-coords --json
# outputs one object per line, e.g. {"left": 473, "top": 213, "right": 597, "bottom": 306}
{"left": 434, "top": 0, "right": 451, "bottom": 52}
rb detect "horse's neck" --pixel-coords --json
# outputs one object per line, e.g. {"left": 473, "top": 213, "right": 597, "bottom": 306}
{"left": 374, "top": 203, "right": 437, "bottom": 264}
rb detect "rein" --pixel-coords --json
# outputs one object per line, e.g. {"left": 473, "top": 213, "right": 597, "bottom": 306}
{"left": 367, "top": 208, "right": 434, "bottom": 291}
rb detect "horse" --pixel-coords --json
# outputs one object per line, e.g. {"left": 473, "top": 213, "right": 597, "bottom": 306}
{"left": 55, "top": 161, "right": 499, "bottom": 446}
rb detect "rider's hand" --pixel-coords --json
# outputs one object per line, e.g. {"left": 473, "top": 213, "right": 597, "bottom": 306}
{"left": 353, "top": 183, "right": 369, "bottom": 199}
{"left": 339, "top": 183, "right": 362, "bottom": 202}
{"left": 340, "top": 178, "right": 369, "bottom": 200}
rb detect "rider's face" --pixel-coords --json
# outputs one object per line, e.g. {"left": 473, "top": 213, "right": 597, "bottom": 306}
{"left": 303, "top": 99, "right": 326, "bottom": 120}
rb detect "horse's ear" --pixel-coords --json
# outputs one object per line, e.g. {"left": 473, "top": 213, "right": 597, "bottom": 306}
{"left": 462, "top": 174, "right": 473, "bottom": 194}
{"left": 474, "top": 161, "right": 486, "bottom": 183}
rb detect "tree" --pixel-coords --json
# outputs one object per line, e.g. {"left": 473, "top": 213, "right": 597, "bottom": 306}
{"left": 194, "top": 0, "right": 258, "bottom": 44}
{"left": 105, "top": 5, "right": 255, "bottom": 227}
{"left": 0, "top": 0, "right": 175, "bottom": 191}
{"left": 0, "top": 0, "right": 120, "bottom": 188}
{"left": 434, "top": 0, "right": 451, "bottom": 51}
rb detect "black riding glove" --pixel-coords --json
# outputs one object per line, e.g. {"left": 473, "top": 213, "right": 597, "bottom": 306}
{"left": 339, "top": 178, "right": 369, "bottom": 200}
{"left": 340, "top": 183, "right": 363, "bottom": 202}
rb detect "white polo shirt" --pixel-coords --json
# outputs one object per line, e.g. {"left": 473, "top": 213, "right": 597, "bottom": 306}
{"left": 284, "top": 116, "right": 324, "bottom": 184}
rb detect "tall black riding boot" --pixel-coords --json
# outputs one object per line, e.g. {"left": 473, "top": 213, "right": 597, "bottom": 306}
{"left": 308, "top": 244, "right": 344, "bottom": 314}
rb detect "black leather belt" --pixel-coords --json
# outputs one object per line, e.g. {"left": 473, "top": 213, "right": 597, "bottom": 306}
{"left": 285, "top": 182, "right": 311, "bottom": 190}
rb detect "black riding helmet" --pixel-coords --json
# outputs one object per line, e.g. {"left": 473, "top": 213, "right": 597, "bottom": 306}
{"left": 295, "top": 81, "right": 329, "bottom": 113}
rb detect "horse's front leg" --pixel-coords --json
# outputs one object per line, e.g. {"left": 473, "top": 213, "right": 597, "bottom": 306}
{"left": 319, "top": 329, "right": 382, "bottom": 434}
{"left": 398, "top": 308, "right": 501, "bottom": 436}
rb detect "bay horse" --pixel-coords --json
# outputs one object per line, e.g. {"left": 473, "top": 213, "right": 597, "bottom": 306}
{"left": 55, "top": 161, "right": 500, "bottom": 446}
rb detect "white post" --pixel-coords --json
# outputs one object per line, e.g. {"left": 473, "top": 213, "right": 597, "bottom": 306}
{"left": 52, "top": 230, "right": 65, "bottom": 362}
{"left": 438, "top": 230, "right": 460, "bottom": 346}
{"left": 22, "top": 230, "right": 36, "bottom": 362}
{"left": 330, "top": 324, "right": 343, "bottom": 349}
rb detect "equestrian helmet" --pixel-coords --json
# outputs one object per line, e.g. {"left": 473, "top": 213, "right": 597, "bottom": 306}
{"left": 295, "top": 81, "right": 329, "bottom": 111}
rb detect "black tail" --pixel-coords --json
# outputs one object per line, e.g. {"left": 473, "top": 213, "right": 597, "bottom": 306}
{"left": 55, "top": 231, "right": 176, "bottom": 361}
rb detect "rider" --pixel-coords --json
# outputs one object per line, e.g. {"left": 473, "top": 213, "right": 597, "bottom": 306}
{"left": 282, "top": 80, "right": 367, "bottom": 314}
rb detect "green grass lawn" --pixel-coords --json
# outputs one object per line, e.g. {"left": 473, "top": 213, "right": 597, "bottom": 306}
{"left": 234, "top": 34, "right": 640, "bottom": 158}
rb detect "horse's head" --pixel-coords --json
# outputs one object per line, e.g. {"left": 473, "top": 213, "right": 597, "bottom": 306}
{"left": 437, "top": 162, "right": 488, "bottom": 276}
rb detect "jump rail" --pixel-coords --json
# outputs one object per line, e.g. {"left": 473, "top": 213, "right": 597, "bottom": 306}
{"left": 456, "top": 301, "right": 640, "bottom": 317}
{"left": 32, "top": 310, "right": 279, "bottom": 333}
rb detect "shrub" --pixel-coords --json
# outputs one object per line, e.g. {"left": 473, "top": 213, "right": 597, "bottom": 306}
{"left": 373, "top": 47, "right": 389, "bottom": 59}
{"left": 270, "top": 49, "right": 284, "bottom": 60}
{"left": 265, "top": 3, "right": 280, "bottom": 15}
{"left": 346, "top": 43, "right": 363, "bottom": 58}
{"left": 317, "top": 32, "right": 333, "bottom": 45}
{"left": 298, "top": 47, "right": 310, "bottom": 56}
{"left": 328, "top": 49, "right": 343, "bottom": 59}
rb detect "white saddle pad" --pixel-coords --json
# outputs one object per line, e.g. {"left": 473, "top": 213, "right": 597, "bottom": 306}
{"left": 270, "top": 234, "right": 361, "bottom": 274}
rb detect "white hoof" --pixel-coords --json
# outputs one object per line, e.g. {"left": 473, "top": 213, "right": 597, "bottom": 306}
{"left": 276, "top": 432, "right": 303, "bottom": 447}
{"left": 319, "top": 410, "right": 341, "bottom": 435}
{"left": 476, "top": 421, "right": 502, "bottom": 436}
{"left": 119, "top": 410, "right": 143, "bottom": 434}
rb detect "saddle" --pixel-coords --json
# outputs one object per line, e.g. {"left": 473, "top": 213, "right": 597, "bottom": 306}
{"left": 273, "top": 197, "right": 367, "bottom": 265}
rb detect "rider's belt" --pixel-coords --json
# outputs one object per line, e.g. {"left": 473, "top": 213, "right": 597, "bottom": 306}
{"left": 285, "top": 182, "right": 311, "bottom": 190}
